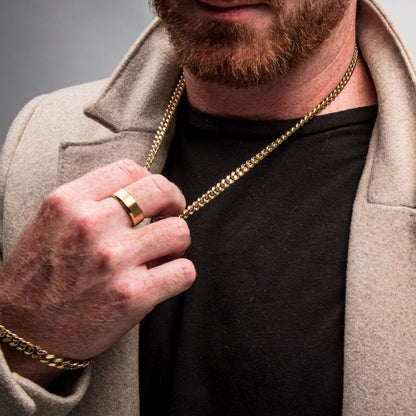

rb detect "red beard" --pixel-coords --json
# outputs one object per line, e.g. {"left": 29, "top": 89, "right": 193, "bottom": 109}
{"left": 152, "top": 0, "right": 350, "bottom": 88}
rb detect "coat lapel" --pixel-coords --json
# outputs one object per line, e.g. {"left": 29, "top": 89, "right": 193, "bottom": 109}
{"left": 59, "top": 131, "right": 161, "bottom": 184}
{"left": 84, "top": 20, "right": 181, "bottom": 135}
{"left": 59, "top": 22, "right": 181, "bottom": 184}
{"left": 344, "top": 1, "right": 416, "bottom": 413}
{"left": 59, "top": 21, "right": 180, "bottom": 183}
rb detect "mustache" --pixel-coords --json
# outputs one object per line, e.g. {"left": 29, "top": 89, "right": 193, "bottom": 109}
{"left": 151, "top": 0, "right": 287, "bottom": 47}
{"left": 151, "top": 0, "right": 283, "bottom": 16}
{"left": 196, "top": 0, "right": 282, "bottom": 6}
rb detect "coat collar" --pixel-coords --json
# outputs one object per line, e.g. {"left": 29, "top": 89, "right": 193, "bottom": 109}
{"left": 84, "top": 19, "right": 182, "bottom": 134}
{"left": 357, "top": 0, "right": 416, "bottom": 208}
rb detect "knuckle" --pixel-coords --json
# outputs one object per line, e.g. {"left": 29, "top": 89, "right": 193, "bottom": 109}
{"left": 149, "top": 174, "right": 176, "bottom": 198}
{"left": 73, "top": 210, "right": 96, "bottom": 235}
{"left": 112, "top": 282, "right": 135, "bottom": 310}
{"left": 173, "top": 218, "right": 190, "bottom": 244}
{"left": 144, "top": 260, "right": 196, "bottom": 301}
{"left": 158, "top": 217, "right": 190, "bottom": 249}
{"left": 43, "top": 188, "right": 69, "bottom": 215}
{"left": 115, "top": 159, "right": 145, "bottom": 182}
{"left": 95, "top": 246, "right": 117, "bottom": 272}
{"left": 163, "top": 260, "right": 196, "bottom": 295}
{"left": 68, "top": 207, "right": 101, "bottom": 245}
{"left": 179, "top": 259, "right": 197, "bottom": 287}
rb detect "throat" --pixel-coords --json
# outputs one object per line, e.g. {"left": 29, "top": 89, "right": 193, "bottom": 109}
{"left": 183, "top": 28, "right": 377, "bottom": 120}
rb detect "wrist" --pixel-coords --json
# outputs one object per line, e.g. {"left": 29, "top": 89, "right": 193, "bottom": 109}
{"left": 1, "top": 343, "right": 61, "bottom": 387}
{"left": 0, "top": 324, "right": 92, "bottom": 387}
{"left": 0, "top": 325, "right": 92, "bottom": 370}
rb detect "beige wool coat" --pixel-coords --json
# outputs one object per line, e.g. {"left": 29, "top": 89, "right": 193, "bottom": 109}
{"left": 1, "top": 0, "right": 416, "bottom": 414}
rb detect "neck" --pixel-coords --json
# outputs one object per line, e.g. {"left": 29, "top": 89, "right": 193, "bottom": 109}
{"left": 184, "top": 2, "right": 377, "bottom": 120}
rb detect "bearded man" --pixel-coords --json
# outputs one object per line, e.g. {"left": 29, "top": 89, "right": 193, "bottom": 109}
{"left": 0, "top": 0, "right": 415, "bottom": 414}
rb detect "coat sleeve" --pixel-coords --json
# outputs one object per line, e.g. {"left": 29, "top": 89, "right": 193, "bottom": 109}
{"left": 0, "top": 98, "right": 91, "bottom": 415}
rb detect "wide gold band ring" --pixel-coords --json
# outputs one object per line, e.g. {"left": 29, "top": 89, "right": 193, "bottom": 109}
{"left": 112, "top": 188, "right": 144, "bottom": 227}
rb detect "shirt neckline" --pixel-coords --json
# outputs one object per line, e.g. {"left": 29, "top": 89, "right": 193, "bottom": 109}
{"left": 178, "top": 99, "right": 378, "bottom": 141}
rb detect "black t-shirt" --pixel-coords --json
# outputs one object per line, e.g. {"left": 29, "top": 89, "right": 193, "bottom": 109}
{"left": 140, "top": 101, "right": 377, "bottom": 415}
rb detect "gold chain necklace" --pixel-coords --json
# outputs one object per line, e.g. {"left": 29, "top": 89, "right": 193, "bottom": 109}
{"left": 145, "top": 46, "right": 359, "bottom": 220}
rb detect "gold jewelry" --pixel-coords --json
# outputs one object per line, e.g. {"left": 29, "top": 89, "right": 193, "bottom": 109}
{"left": 145, "top": 46, "right": 359, "bottom": 220}
{"left": 112, "top": 188, "right": 144, "bottom": 227}
{"left": 0, "top": 325, "right": 92, "bottom": 371}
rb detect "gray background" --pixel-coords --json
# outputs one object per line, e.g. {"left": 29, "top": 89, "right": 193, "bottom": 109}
{"left": 1, "top": 0, "right": 415, "bottom": 145}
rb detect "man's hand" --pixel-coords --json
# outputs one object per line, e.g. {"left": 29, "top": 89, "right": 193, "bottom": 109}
{"left": 0, "top": 159, "right": 195, "bottom": 384}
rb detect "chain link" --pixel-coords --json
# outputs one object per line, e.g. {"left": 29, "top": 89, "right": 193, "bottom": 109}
{"left": 0, "top": 325, "right": 92, "bottom": 370}
{"left": 144, "top": 76, "right": 186, "bottom": 171}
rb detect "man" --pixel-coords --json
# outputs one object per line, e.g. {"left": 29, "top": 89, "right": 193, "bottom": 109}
{"left": 0, "top": 0, "right": 415, "bottom": 414}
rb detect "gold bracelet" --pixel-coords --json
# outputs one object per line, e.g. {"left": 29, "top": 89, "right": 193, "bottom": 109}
{"left": 0, "top": 325, "right": 92, "bottom": 371}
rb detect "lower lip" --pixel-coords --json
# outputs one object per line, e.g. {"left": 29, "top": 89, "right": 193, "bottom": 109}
{"left": 195, "top": 1, "right": 264, "bottom": 21}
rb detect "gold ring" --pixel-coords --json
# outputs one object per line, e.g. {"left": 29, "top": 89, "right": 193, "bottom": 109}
{"left": 112, "top": 188, "right": 144, "bottom": 227}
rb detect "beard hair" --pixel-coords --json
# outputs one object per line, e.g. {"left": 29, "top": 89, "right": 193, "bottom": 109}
{"left": 151, "top": 0, "right": 350, "bottom": 88}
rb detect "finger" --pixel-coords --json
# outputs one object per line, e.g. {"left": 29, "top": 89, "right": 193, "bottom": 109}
{"left": 137, "top": 258, "right": 196, "bottom": 309}
{"left": 123, "top": 217, "right": 190, "bottom": 265}
{"left": 93, "top": 217, "right": 190, "bottom": 278}
{"left": 64, "top": 159, "right": 150, "bottom": 200}
{"left": 102, "top": 174, "right": 186, "bottom": 226}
